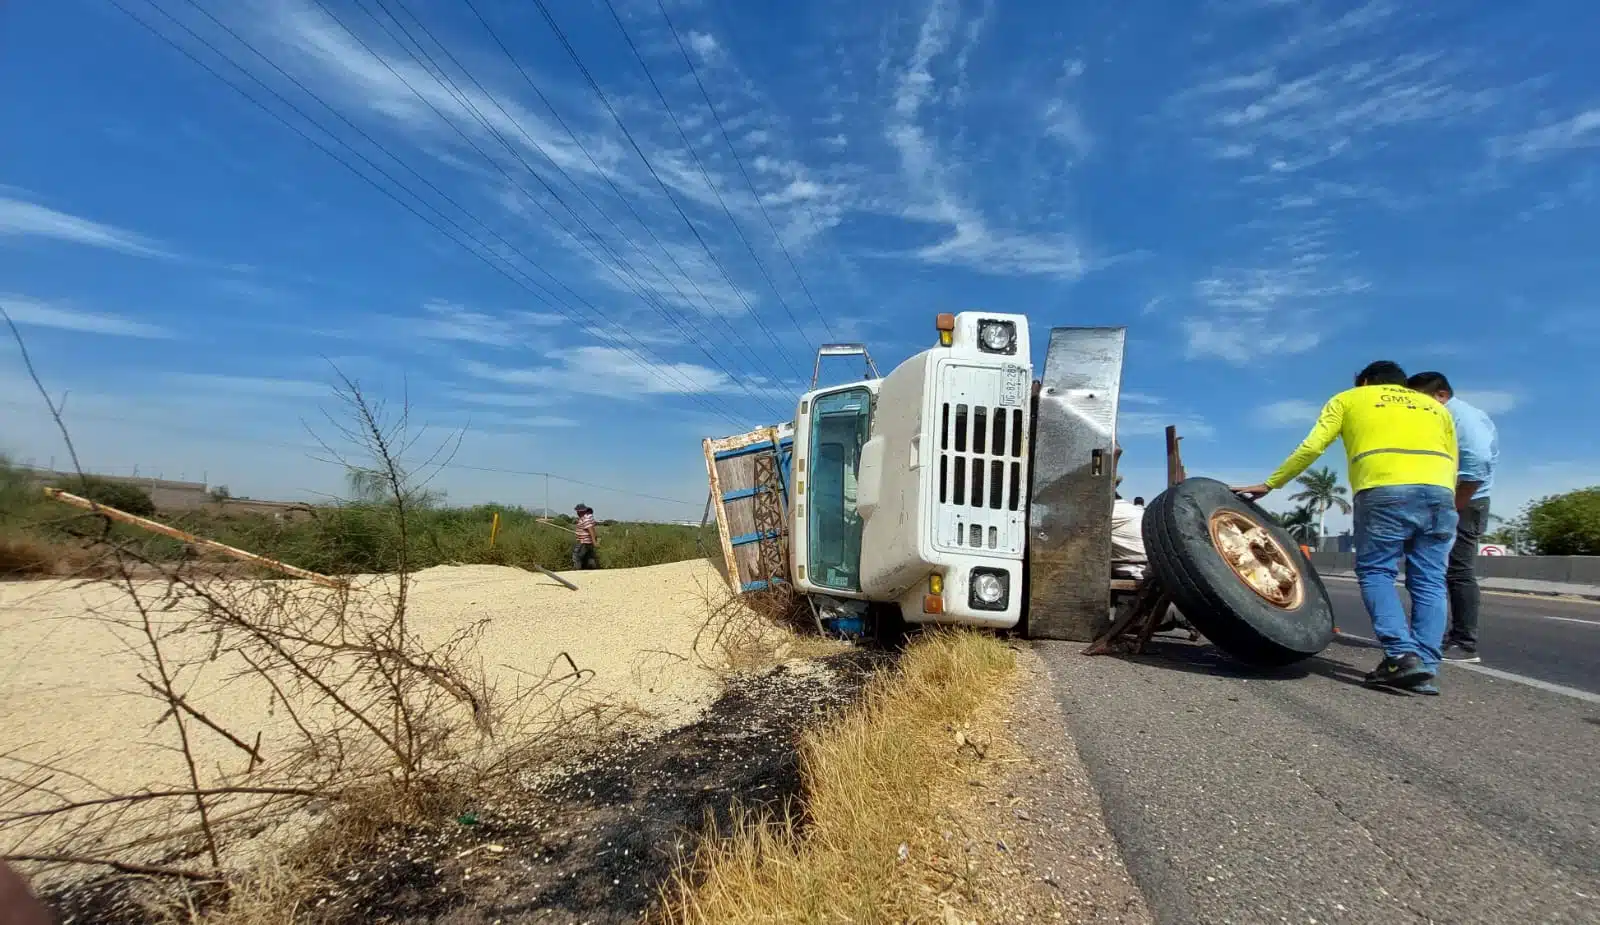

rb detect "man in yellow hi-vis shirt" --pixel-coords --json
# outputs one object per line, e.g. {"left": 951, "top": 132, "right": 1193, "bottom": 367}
{"left": 1234, "top": 361, "right": 1459, "bottom": 694}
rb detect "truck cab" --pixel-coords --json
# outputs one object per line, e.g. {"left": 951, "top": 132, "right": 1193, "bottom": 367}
{"left": 789, "top": 312, "right": 1033, "bottom": 628}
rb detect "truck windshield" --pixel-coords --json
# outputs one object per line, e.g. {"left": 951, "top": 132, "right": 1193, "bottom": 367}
{"left": 807, "top": 387, "right": 871, "bottom": 591}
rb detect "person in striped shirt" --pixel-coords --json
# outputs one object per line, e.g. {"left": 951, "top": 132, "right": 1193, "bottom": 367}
{"left": 572, "top": 503, "right": 600, "bottom": 570}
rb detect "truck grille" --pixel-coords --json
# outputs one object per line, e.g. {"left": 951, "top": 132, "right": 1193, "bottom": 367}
{"left": 938, "top": 402, "right": 1026, "bottom": 540}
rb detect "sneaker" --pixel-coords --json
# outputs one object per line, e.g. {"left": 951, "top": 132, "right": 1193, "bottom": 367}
{"left": 1441, "top": 644, "right": 1481, "bottom": 664}
{"left": 1365, "top": 653, "right": 1434, "bottom": 689}
{"left": 1410, "top": 681, "right": 1441, "bottom": 696}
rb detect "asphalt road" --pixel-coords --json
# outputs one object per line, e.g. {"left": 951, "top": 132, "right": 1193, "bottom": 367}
{"left": 1036, "top": 594, "right": 1600, "bottom": 925}
{"left": 1323, "top": 578, "right": 1600, "bottom": 695}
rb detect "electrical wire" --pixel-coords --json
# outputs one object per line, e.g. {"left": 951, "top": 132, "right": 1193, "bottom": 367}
{"left": 310, "top": 0, "right": 791, "bottom": 414}
{"left": 169, "top": 0, "right": 738, "bottom": 412}
{"left": 653, "top": 0, "right": 839, "bottom": 342}
{"left": 599, "top": 0, "right": 824, "bottom": 350}
{"left": 523, "top": 0, "right": 810, "bottom": 380}
{"left": 381, "top": 0, "right": 796, "bottom": 391}
{"left": 119, "top": 0, "right": 752, "bottom": 427}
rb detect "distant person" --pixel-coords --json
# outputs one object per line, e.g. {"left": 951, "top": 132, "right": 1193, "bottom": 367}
{"left": 572, "top": 503, "right": 600, "bottom": 570}
{"left": 1233, "top": 361, "right": 1459, "bottom": 694}
{"left": 1111, "top": 493, "right": 1147, "bottom": 580}
{"left": 0, "top": 860, "right": 52, "bottom": 925}
{"left": 1133, "top": 496, "right": 1145, "bottom": 507}
{"left": 1407, "top": 371, "right": 1498, "bottom": 664}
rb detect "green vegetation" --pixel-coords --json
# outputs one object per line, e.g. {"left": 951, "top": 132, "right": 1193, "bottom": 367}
{"left": 0, "top": 456, "right": 713, "bottom": 578}
{"left": 1272, "top": 505, "right": 1318, "bottom": 544}
{"left": 75, "top": 475, "right": 158, "bottom": 517}
{"left": 1521, "top": 487, "right": 1600, "bottom": 556}
{"left": 1289, "top": 466, "right": 1351, "bottom": 543}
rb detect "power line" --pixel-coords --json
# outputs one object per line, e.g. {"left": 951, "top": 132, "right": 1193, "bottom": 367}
{"left": 127, "top": 0, "right": 750, "bottom": 427}
{"left": 652, "top": 0, "right": 838, "bottom": 342}
{"left": 170, "top": 0, "right": 732, "bottom": 413}
{"left": 523, "top": 0, "right": 810, "bottom": 380}
{"left": 382, "top": 0, "right": 795, "bottom": 391}
{"left": 310, "top": 0, "right": 791, "bottom": 415}
{"left": 446, "top": 465, "right": 698, "bottom": 507}
{"left": 599, "top": 0, "right": 825, "bottom": 351}
{"left": 456, "top": 0, "right": 802, "bottom": 385}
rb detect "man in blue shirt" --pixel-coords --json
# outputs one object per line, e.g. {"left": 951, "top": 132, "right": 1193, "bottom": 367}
{"left": 1408, "top": 372, "right": 1499, "bottom": 663}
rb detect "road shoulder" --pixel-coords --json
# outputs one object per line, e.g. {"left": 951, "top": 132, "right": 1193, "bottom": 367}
{"left": 988, "top": 646, "right": 1152, "bottom": 923}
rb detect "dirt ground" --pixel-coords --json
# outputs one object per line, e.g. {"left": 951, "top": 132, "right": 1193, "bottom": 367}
{"left": 0, "top": 560, "right": 739, "bottom": 861}
{"left": 38, "top": 646, "right": 891, "bottom": 925}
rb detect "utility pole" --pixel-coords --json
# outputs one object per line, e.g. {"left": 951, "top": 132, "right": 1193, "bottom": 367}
{"left": 545, "top": 473, "right": 551, "bottom": 518}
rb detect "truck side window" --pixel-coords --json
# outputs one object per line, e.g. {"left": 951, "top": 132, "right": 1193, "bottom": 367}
{"left": 807, "top": 387, "right": 871, "bottom": 591}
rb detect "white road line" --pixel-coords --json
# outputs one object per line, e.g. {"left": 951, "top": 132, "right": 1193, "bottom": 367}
{"left": 1333, "top": 631, "right": 1600, "bottom": 705}
{"left": 1320, "top": 574, "right": 1600, "bottom": 618}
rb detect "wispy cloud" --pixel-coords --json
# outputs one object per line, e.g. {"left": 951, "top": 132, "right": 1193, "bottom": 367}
{"left": 1041, "top": 98, "right": 1093, "bottom": 160}
{"left": 0, "top": 196, "right": 173, "bottom": 259}
{"left": 686, "top": 31, "right": 721, "bottom": 65}
{"left": 1456, "top": 390, "right": 1518, "bottom": 415}
{"left": 880, "top": 0, "right": 1091, "bottom": 278}
{"left": 1173, "top": 2, "right": 1520, "bottom": 210}
{"left": 1182, "top": 258, "right": 1368, "bottom": 364}
{"left": 408, "top": 300, "right": 563, "bottom": 346}
{"left": 1490, "top": 107, "right": 1600, "bottom": 162}
{"left": 462, "top": 348, "right": 771, "bottom": 399}
{"left": 1121, "top": 411, "right": 1216, "bottom": 440}
{"left": 264, "top": 0, "right": 610, "bottom": 184}
{"left": 1183, "top": 317, "right": 1321, "bottom": 364}
{"left": 443, "top": 388, "right": 556, "bottom": 409}
{"left": 256, "top": 0, "right": 844, "bottom": 354}
{"left": 1255, "top": 399, "right": 1319, "bottom": 429}
{"left": 0, "top": 295, "right": 173, "bottom": 339}
{"left": 163, "top": 373, "right": 329, "bottom": 398}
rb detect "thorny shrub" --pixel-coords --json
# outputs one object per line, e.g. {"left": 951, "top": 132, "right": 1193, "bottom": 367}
{"left": 0, "top": 368, "right": 622, "bottom": 920}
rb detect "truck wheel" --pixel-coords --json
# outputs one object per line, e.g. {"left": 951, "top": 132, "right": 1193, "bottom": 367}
{"left": 1142, "top": 478, "right": 1333, "bottom": 668}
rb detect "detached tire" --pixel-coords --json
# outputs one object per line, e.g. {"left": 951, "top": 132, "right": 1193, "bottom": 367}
{"left": 1142, "top": 478, "right": 1334, "bottom": 668}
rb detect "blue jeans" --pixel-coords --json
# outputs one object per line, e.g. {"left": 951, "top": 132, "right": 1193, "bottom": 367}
{"left": 1354, "top": 485, "right": 1460, "bottom": 671}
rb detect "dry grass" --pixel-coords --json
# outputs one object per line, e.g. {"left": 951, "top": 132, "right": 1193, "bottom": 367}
{"left": 658, "top": 629, "right": 1015, "bottom": 924}
{"left": 0, "top": 534, "right": 58, "bottom": 577}
{"left": 689, "top": 578, "right": 845, "bottom": 674}
{"left": 0, "top": 533, "right": 113, "bottom": 579}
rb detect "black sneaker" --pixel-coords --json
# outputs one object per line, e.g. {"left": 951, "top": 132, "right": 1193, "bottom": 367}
{"left": 1365, "top": 653, "right": 1434, "bottom": 689}
{"left": 1441, "top": 643, "right": 1481, "bottom": 664}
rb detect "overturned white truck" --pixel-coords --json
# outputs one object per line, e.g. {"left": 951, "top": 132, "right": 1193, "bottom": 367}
{"left": 703, "top": 312, "right": 1335, "bottom": 667}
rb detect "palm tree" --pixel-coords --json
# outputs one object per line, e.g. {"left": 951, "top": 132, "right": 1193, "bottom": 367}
{"left": 1273, "top": 506, "right": 1318, "bottom": 545}
{"left": 1290, "top": 466, "right": 1351, "bottom": 545}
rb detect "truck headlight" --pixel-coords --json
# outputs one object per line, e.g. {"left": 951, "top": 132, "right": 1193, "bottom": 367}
{"left": 977, "top": 319, "right": 1017, "bottom": 354}
{"left": 969, "top": 568, "right": 1009, "bottom": 610}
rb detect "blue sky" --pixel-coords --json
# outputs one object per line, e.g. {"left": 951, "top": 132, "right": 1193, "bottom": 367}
{"left": 2, "top": 0, "right": 1597, "bottom": 525}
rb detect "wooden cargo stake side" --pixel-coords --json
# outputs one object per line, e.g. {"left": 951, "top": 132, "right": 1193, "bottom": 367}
{"left": 703, "top": 425, "right": 793, "bottom": 595}
{"left": 43, "top": 487, "right": 348, "bottom": 589}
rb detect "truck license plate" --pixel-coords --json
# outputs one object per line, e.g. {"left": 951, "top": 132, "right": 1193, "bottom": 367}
{"left": 1001, "top": 364, "right": 1026, "bottom": 406}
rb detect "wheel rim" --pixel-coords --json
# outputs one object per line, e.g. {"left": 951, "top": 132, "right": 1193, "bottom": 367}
{"left": 1207, "top": 510, "right": 1305, "bottom": 609}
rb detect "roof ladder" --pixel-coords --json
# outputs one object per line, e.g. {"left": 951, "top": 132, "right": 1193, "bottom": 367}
{"left": 811, "top": 343, "right": 881, "bottom": 390}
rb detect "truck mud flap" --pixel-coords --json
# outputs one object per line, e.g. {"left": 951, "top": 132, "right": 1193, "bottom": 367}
{"left": 1026, "top": 327, "right": 1125, "bottom": 641}
{"left": 704, "top": 425, "right": 794, "bottom": 595}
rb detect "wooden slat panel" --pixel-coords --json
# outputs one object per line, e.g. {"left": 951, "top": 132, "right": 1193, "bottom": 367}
{"left": 704, "top": 425, "right": 790, "bottom": 594}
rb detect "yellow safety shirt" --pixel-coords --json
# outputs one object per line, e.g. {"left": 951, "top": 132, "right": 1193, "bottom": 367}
{"left": 1265, "top": 385, "right": 1458, "bottom": 493}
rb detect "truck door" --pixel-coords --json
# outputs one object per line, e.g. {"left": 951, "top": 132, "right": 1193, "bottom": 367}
{"left": 806, "top": 387, "right": 872, "bottom": 591}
